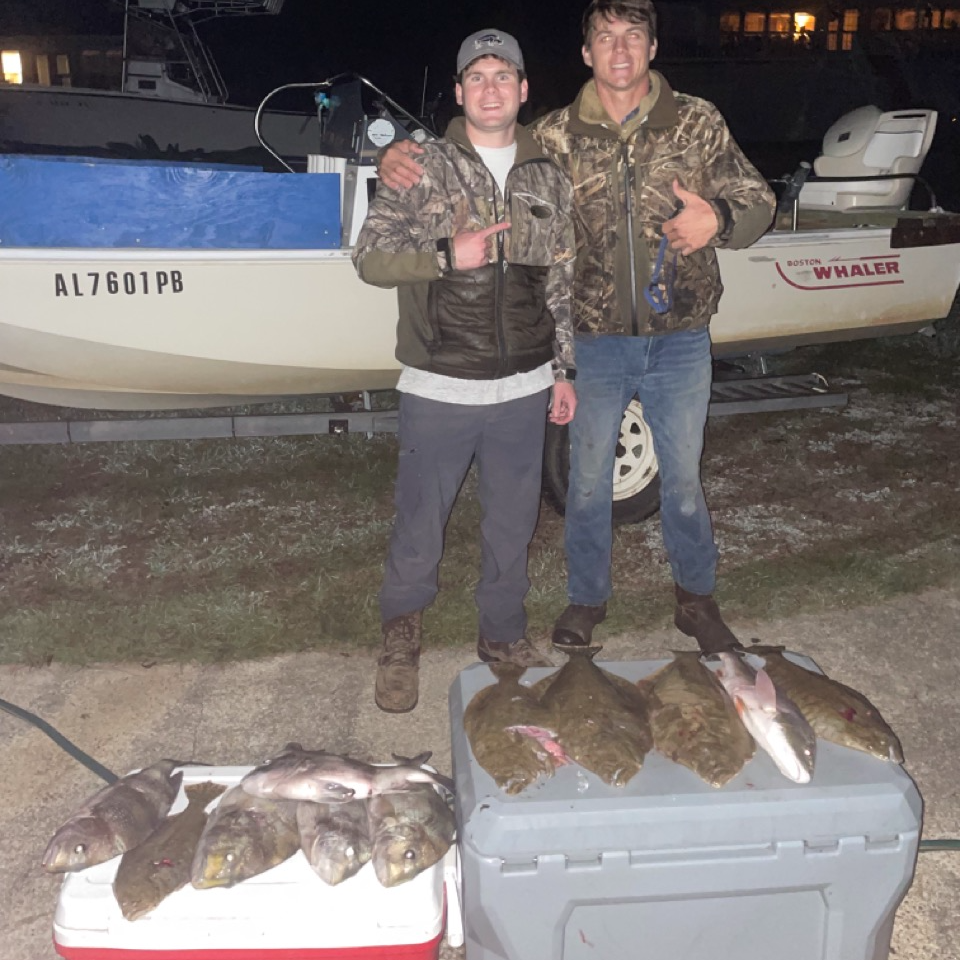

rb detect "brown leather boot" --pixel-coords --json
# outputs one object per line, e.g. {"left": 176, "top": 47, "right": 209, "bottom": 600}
{"left": 674, "top": 586, "right": 743, "bottom": 656}
{"left": 551, "top": 602, "right": 607, "bottom": 649}
{"left": 375, "top": 611, "right": 422, "bottom": 713}
{"left": 477, "top": 636, "right": 554, "bottom": 667}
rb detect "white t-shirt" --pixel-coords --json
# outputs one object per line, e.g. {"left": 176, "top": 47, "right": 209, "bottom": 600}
{"left": 398, "top": 140, "right": 552, "bottom": 405}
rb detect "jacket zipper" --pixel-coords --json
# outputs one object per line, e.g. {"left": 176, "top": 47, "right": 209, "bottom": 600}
{"left": 493, "top": 188, "right": 508, "bottom": 377}
{"left": 494, "top": 158, "right": 547, "bottom": 377}
{"left": 621, "top": 141, "right": 639, "bottom": 336}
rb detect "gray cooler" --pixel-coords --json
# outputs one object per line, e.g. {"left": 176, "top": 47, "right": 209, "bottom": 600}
{"left": 448, "top": 658, "right": 922, "bottom": 960}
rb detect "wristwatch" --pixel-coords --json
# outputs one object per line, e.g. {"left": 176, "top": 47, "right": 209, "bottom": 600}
{"left": 436, "top": 237, "right": 453, "bottom": 274}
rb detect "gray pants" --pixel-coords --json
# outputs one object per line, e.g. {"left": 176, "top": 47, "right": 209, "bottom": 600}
{"left": 379, "top": 390, "right": 549, "bottom": 644}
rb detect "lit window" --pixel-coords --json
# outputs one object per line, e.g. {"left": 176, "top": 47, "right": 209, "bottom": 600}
{"left": 56, "top": 54, "right": 70, "bottom": 76}
{"left": 1, "top": 50, "right": 23, "bottom": 84}
{"left": 36, "top": 54, "right": 51, "bottom": 86}
{"left": 743, "top": 12, "right": 766, "bottom": 32}
{"left": 720, "top": 11, "right": 741, "bottom": 32}
{"left": 769, "top": 12, "right": 793, "bottom": 33}
{"left": 894, "top": 8, "right": 917, "bottom": 29}
{"left": 843, "top": 9, "right": 859, "bottom": 31}
{"left": 942, "top": 7, "right": 960, "bottom": 26}
{"left": 794, "top": 12, "right": 816, "bottom": 35}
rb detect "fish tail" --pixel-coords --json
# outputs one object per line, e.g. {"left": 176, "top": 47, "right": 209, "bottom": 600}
{"left": 428, "top": 771, "right": 456, "bottom": 795}
{"left": 558, "top": 645, "right": 603, "bottom": 661}
{"left": 488, "top": 663, "right": 526, "bottom": 680}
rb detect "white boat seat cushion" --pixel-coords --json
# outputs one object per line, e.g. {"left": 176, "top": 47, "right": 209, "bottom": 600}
{"left": 801, "top": 106, "right": 937, "bottom": 210}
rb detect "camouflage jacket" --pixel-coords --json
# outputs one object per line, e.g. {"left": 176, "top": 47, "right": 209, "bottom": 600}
{"left": 533, "top": 73, "right": 776, "bottom": 337}
{"left": 353, "top": 118, "right": 576, "bottom": 381}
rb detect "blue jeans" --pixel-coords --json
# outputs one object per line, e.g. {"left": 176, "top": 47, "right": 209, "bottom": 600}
{"left": 565, "top": 329, "right": 718, "bottom": 605}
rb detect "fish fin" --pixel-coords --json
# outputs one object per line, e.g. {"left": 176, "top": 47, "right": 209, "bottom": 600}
{"left": 185, "top": 782, "right": 227, "bottom": 807}
{"left": 391, "top": 751, "right": 432, "bottom": 766}
{"left": 754, "top": 666, "right": 780, "bottom": 713}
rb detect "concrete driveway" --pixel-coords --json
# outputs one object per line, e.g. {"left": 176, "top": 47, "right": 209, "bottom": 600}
{"left": 2, "top": 585, "right": 958, "bottom": 959}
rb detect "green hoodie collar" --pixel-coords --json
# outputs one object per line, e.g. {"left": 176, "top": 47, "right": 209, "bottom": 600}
{"left": 567, "top": 70, "right": 680, "bottom": 139}
{"left": 443, "top": 116, "right": 549, "bottom": 164}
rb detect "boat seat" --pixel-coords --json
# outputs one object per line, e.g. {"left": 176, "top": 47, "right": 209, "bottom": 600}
{"left": 798, "top": 105, "right": 937, "bottom": 212}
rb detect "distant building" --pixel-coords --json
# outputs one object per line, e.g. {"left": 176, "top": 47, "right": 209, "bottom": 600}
{"left": 652, "top": 1, "right": 960, "bottom": 144}
{"left": 0, "top": 35, "right": 123, "bottom": 90}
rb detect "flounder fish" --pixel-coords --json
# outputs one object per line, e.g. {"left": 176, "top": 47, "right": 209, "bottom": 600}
{"left": 750, "top": 645, "right": 903, "bottom": 763}
{"left": 113, "top": 781, "right": 225, "bottom": 920}
{"left": 532, "top": 649, "right": 653, "bottom": 787}
{"left": 463, "top": 664, "right": 562, "bottom": 794}
{"left": 643, "top": 652, "right": 755, "bottom": 787}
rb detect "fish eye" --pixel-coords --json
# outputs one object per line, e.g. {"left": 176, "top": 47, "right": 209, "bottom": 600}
{"left": 403, "top": 849, "right": 417, "bottom": 861}
{"left": 73, "top": 843, "right": 86, "bottom": 854}
{"left": 225, "top": 853, "right": 235, "bottom": 862}
{"left": 345, "top": 846, "right": 354, "bottom": 857}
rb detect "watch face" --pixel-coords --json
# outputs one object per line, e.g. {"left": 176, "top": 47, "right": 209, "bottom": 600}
{"left": 367, "top": 118, "right": 396, "bottom": 148}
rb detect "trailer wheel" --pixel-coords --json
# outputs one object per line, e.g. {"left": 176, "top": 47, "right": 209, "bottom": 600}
{"left": 542, "top": 399, "right": 661, "bottom": 526}
{"left": 929, "top": 286, "right": 960, "bottom": 358}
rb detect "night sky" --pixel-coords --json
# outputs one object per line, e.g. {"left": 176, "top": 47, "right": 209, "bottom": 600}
{"left": 3, "top": 0, "right": 596, "bottom": 113}
{"left": 205, "top": 0, "right": 593, "bottom": 113}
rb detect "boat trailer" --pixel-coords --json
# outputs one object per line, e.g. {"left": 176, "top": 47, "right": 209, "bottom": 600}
{"left": 0, "top": 373, "right": 845, "bottom": 446}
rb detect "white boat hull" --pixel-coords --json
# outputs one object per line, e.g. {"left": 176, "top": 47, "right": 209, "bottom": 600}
{"left": 0, "top": 225, "right": 956, "bottom": 411}
{"left": 0, "top": 248, "right": 401, "bottom": 408}
{"left": 711, "top": 226, "right": 959, "bottom": 354}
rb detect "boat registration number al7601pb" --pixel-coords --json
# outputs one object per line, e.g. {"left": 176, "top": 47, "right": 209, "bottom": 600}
{"left": 54, "top": 270, "right": 184, "bottom": 297}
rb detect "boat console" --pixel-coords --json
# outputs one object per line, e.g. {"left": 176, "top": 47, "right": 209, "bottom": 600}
{"left": 304, "top": 75, "right": 436, "bottom": 247}
{"left": 798, "top": 106, "right": 938, "bottom": 212}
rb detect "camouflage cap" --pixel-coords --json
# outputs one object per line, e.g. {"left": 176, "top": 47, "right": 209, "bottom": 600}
{"left": 457, "top": 29, "right": 525, "bottom": 73}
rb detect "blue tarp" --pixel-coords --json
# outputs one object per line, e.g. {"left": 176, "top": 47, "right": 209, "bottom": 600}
{"left": 0, "top": 155, "right": 341, "bottom": 249}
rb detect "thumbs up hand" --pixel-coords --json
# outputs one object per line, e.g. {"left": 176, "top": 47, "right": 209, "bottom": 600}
{"left": 662, "top": 179, "right": 720, "bottom": 256}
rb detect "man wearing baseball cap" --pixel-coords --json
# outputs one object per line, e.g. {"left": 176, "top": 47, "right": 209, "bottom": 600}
{"left": 352, "top": 30, "right": 577, "bottom": 712}
{"left": 380, "top": 1, "right": 776, "bottom": 660}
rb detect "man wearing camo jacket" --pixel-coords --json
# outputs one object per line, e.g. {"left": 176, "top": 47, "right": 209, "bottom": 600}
{"left": 353, "top": 29, "right": 576, "bottom": 713}
{"left": 379, "top": 1, "right": 776, "bottom": 659}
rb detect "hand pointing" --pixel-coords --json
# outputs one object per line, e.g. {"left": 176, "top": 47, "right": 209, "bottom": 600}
{"left": 452, "top": 222, "right": 511, "bottom": 270}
